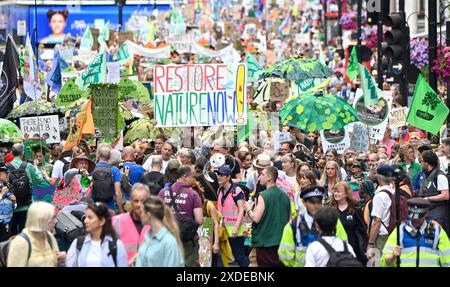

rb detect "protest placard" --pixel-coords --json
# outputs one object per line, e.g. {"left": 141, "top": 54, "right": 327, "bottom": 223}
{"left": 320, "top": 127, "right": 350, "bottom": 154}
{"left": 61, "top": 71, "right": 82, "bottom": 85}
{"left": 198, "top": 218, "right": 213, "bottom": 267}
{"left": 353, "top": 89, "right": 393, "bottom": 140}
{"left": 166, "top": 37, "right": 192, "bottom": 54}
{"left": 91, "top": 84, "right": 119, "bottom": 140}
{"left": 56, "top": 78, "right": 85, "bottom": 107}
{"left": 270, "top": 79, "right": 289, "bottom": 102}
{"left": 389, "top": 107, "right": 408, "bottom": 129}
{"left": 106, "top": 62, "right": 121, "bottom": 84}
{"left": 350, "top": 123, "right": 369, "bottom": 152}
{"left": 118, "top": 31, "right": 134, "bottom": 45}
{"left": 153, "top": 63, "right": 247, "bottom": 127}
{"left": 20, "top": 115, "right": 60, "bottom": 144}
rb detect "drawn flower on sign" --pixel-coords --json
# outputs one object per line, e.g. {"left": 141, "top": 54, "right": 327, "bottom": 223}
{"left": 422, "top": 91, "right": 440, "bottom": 111}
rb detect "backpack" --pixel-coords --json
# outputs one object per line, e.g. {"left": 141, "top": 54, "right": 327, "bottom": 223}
{"left": 141, "top": 172, "right": 164, "bottom": 195}
{"left": 60, "top": 158, "right": 71, "bottom": 175}
{"left": 6, "top": 162, "right": 32, "bottom": 207}
{"left": 75, "top": 235, "right": 117, "bottom": 267}
{"left": 0, "top": 232, "right": 53, "bottom": 267}
{"left": 168, "top": 187, "right": 200, "bottom": 243}
{"left": 92, "top": 164, "right": 115, "bottom": 203}
{"left": 317, "top": 238, "right": 363, "bottom": 267}
{"left": 55, "top": 210, "right": 85, "bottom": 244}
{"left": 369, "top": 190, "right": 409, "bottom": 234}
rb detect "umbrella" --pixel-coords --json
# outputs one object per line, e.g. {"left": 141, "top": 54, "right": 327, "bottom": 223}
{"left": 280, "top": 90, "right": 360, "bottom": 132}
{"left": 0, "top": 119, "right": 22, "bottom": 143}
{"left": 259, "top": 57, "right": 334, "bottom": 82}
{"left": 124, "top": 118, "right": 183, "bottom": 144}
{"left": 7, "top": 99, "right": 64, "bottom": 120}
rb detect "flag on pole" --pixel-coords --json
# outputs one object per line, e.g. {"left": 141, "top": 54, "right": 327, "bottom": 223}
{"left": 406, "top": 75, "right": 449, "bottom": 135}
{"left": 80, "top": 25, "right": 94, "bottom": 50}
{"left": 99, "top": 21, "right": 110, "bottom": 42}
{"left": 23, "top": 35, "right": 43, "bottom": 101}
{"left": 64, "top": 98, "right": 94, "bottom": 151}
{"left": 346, "top": 46, "right": 359, "bottom": 81}
{"left": 246, "top": 53, "right": 264, "bottom": 83}
{"left": 359, "top": 63, "right": 381, "bottom": 108}
{"left": 114, "top": 42, "right": 131, "bottom": 64}
{"left": 0, "top": 35, "right": 20, "bottom": 118}
{"left": 45, "top": 49, "right": 69, "bottom": 93}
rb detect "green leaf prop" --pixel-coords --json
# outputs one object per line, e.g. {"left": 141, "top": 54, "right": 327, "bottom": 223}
{"left": 56, "top": 78, "right": 88, "bottom": 107}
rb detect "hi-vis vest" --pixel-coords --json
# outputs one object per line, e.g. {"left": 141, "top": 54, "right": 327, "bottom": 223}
{"left": 278, "top": 214, "right": 348, "bottom": 267}
{"left": 218, "top": 184, "right": 245, "bottom": 237}
{"left": 381, "top": 220, "right": 450, "bottom": 267}
{"left": 113, "top": 212, "right": 150, "bottom": 262}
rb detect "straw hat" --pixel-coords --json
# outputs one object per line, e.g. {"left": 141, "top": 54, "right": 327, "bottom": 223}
{"left": 253, "top": 153, "right": 273, "bottom": 169}
{"left": 70, "top": 154, "right": 96, "bottom": 173}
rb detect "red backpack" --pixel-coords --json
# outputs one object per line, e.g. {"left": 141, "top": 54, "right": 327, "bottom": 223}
{"left": 378, "top": 190, "right": 409, "bottom": 234}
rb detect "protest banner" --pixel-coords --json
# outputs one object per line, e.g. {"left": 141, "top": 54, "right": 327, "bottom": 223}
{"left": 320, "top": 127, "right": 350, "bottom": 154}
{"left": 106, "top": 62, "right": 121, "bottom": 84}
{"left": 153, "top": 63, "right": 247, "bottom": 127}
{"left": 91, "top": 84, "right": 119, "bottom": 141}
{"left": 166, "top": 37, "right": 192, "bottom": 54}
{"left": 198, "top": 217, "right": 213, "bottom": 267}
{"left": 389, "top": 107, "right": 408, "bottom": 129}
{"left": 56, "top": 78, "right": 85, "bottom": 107}
{"left": 20, "top": 115, "right": 60, "bottom": 144}
{"left": 353, "top": 89, "right": 393, "bottom": 140}
{"left": 350, "top": 123, "right": 369, "bottom": 152}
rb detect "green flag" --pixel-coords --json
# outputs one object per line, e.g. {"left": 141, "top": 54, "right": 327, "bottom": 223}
{"left": 80, "top": 25, "right": 94, "bottom": 50}
{"left": 114, "top": 43, "right": 130, "bottom": 64}
{"left": 76, "top": 50, "right": 107, "bottom": 88}
{"left": 346, "top": 46, "right": 359, "bottom": 81}
{"left": 359, "top": 63, "right": 381, "bottom": 108}
{"left": 99, "top": 21, "right": 110, "bottom": 42}
{"left": 246, "top": 53, "right": 263, "bottom": 83}
{"left": 406, "top": 75, "right": 449, "bottom": 135}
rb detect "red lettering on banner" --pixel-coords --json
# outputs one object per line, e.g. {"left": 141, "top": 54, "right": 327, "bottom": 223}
{"left": 205, "top": 64, "right": 216, "bottom": 90}
{"left": 166, "top": 66, "right": 175, "bottom": 92}
{"left": 185, "top": 64, "right": 193, "bottom": 91}
{"left": 173, "top": 66, "right": 183, "bottom": 92}
{"left": 194, "top": 65, "right": 203, "bottom": 91}
{"left": 216, "top": 64, "right": 227, "bottom": 91}
{"left": 154, "top": 65, "right": 165, "bottom": 93}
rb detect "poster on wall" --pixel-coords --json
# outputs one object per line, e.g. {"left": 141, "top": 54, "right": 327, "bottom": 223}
{"left": 153, "top": 63, "right": 247, "bottom": 127}
{"left": 20, "top": 115, "right": 60, "bottom": 144}
{"left": 353, "top": 89, "right": 393, "bottom": 141}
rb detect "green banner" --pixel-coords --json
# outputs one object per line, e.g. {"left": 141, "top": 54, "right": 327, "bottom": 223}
{"left": 91, "top": 84, "right": 119, "bottom": 142}
{"left": 78, "top": 51, "right": 107, "bottom": 88}
{"left": 406, "top": 75, "right": 449, "bottom": 135}
{"left": 56, "top": 78, "right": 86, "bottom": 107}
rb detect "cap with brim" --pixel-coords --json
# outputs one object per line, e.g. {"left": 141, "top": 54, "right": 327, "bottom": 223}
{"left": 300, "top": 186, "right": 325, "bottom": 201}
{"left": 70, "top": 154, "right": 95, "bottom": 173}
{"left": 253, "top": 154, "right": 273, "bottom": 169}
{"left": 167, "top": 159, "right": 181, "bottom": 171}
{"left": 216, "top": 166, "right": 232, "bottom": 176}
{"left": 407, "top": 198, "right": 431, "bottom": 220}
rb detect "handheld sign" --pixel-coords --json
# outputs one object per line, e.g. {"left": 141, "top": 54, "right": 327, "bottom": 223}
{"left": 198, "top": 218, "right": 213, "bottom": 267}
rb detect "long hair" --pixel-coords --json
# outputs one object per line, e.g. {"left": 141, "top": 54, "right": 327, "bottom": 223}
{"left": 142, "top": 196, "right": 184, "bottom": 258}
{"left": 320, "top": 160, "right": 342, "bottom": 186}
{"left": 25, "top": 202, "right": 55, "bottom": 233}
{"left": 328, "top": 181, "right": 358, "bottom": 214}
{"left": 296, "top": 169, "right": 317, "bottom": 191}
{"left": 86, "top": 202, "right": 116, "bottom": 242}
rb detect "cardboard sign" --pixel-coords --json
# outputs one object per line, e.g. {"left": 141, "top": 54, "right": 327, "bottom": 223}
{"left": 183, "top": 4, "right": 195, "bottom": 24}
{"left": 198, "top": 218, "right": 213, "bottom": 267}
{"left": 353, "top": 89, "right": 393, "bottom": 140}
{"left": 91, "top": 84, "right": 119, "bottom": 139}
{"left": 118, "top": 31, "right": 134, "bottom": 45}
{"left": 17, "top": 20, "right": 26, "bottom": 37}
{"left": 106, "top": 62, "right": 121, "bottom": 84}
{"left": 153, "top": 63, "right": 247, "bottom": 127}
{"left": 270, "top": 80, "right": 289, "bottom": 102}
{"left": 20, "top": 115, "right": 60, "bottom": 144}
{"left": 224, "top": 22, "right": 235, "bottom": 35}
{"left": 320, "top": 127, "right": 350, "bottom": 154}
{"left": 389, "top": 107, "right": 408, "bottom": 129}
{"left": 350, "top": 123, "right": 370, "bottom": 152}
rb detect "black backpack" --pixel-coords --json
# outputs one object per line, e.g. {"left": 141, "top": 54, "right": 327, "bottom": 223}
{"left": 60, "top": 158, "right": 71, "bottom": 175}
{"left": 168, "top": 187, "right": 199, "bottom": 243}
{"left": 317, "top": 238, "right": 363, "bottom": 267}
{"left": 141, "top": 172, "right": 164, "bottom": 195}
{"left": 92, "top": 164, "right": 115, "bottom": 203}
{"left": 75, "top": 235, "right": 117, "bottom": 267}
{"left": 0, "top": 232, "right": 53, "bottom": 267}
{"left": 6, "top": 162, "right": 32, "bottom": 207}
{"left": 55, "top": 210, "right": 85, "bottom": 244}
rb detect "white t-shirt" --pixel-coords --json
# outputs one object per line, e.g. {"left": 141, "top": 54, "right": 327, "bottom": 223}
{"left": 340, "top": 168, "right": 348, "bottom": 180}
{"left": 142, "top": 155, "right": 169, "bottom": 173}
{"left": 436, "top": 174, "right": 449, "bottom": 191}
{"left": 85, "top": 240, "right": 102, "bottom": 267}
{"left": 439, "top": 156, "right": 450, "bottom": 173}
{"left": 284, "top": 175, "right": 297, "bottom": 186}
{"left": 51, "top": 156, "right": 71, "bottom": 180}
{"left": 371, "top": 185, "right": 394, "bottom": 236}
{"left": 305, "top": 236, "right": 356, "bottom": 267}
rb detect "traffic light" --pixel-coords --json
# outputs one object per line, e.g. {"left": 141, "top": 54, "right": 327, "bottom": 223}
{"left": 382, "top": 12, "right": 409, "bottom": 61}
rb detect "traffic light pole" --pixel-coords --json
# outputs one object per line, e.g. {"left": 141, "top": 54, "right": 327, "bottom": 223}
{"left": 429, "top": 0, "right": 438, "bottom": 92}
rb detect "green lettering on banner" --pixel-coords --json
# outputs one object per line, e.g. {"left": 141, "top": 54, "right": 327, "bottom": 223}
{"left": 91, "top": 84, "right": 119, "bottom": 142}
{"left": 56, "top": 78, "right": 86, "bottom": 107}
{"left": 154, "top": 94, "right": 166, "bottom": 126}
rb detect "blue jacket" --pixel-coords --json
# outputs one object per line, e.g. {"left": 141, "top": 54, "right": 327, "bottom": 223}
{"left": 412, "top": 171, "right": 425, "bottom": 194}
{"left": 66, "top": 234, "right": 128, "bottom": 267}
{"left": 0, "top": 183, "right": 13, "bottom": 225}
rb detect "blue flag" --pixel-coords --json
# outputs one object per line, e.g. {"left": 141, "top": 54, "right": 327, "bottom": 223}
{"left": 45, "top": 50, "right": 68, "bottom": 93}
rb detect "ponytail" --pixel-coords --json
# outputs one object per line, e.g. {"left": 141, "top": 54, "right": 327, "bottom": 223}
{"left": 163, "top": 205, "right": 184, "bottom": 258}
